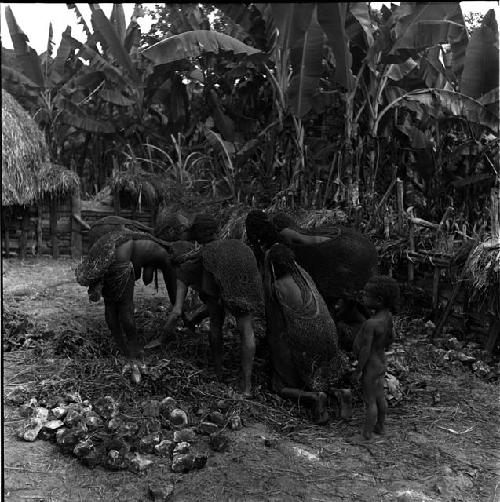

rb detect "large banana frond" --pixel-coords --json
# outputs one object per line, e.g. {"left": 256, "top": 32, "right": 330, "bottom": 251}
{"left": 142, "top": 30, "right": 262, "bottom": 66}
{"left": 287, "top": 10, "right": 324, "bottom": 118}
{"left": 4, "top": 5, "right": 44, "bottom": 88}
{"left": 90, "top": 7, "right": 138, "bottom": 83}
{"left": 460, "top": 9, "right": 499, "bottom": 99}
{"left": 377, "top": 88, "right": 499, "bottom": 134}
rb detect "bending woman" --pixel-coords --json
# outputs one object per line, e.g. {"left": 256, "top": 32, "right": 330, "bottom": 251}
{"left": 263, "top": 243, "right": 352, "bottom": 423}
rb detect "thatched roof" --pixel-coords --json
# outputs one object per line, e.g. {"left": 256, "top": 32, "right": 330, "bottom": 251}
{"left": 2, "top": 89, "right": 79, "bottom": 206}
{"left": 110, "top": 165, "right": 172, "bottom": 209}
{"left": 38, "top": 162, "right": 80, "bottom": 199}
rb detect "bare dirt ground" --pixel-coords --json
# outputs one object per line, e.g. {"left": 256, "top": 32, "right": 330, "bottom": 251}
{"left": 2, "top": 257, "right": 499, "bottom": 502}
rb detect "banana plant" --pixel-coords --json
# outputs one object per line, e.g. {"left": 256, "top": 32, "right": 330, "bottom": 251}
{"left": 1, "top": 6, "right": 114, "bottom": 161}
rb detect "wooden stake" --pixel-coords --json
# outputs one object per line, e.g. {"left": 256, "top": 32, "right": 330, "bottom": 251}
{"left": 71, "top": 190, "right": 83, "bottom": 259}
{"left": 432, "top": 267, "right": 440, "bottom": 310}
{"left": 433, "top": 274, "right": 464, "bottom": 340}
{"left": 2, "top": 210, "right": 10, "bottom": 258}
{"left": 37, "top": 205, "right": 43, "bottom": 256}
{"left": 50, "top": 198, "right": 59, "bottom": 259}
{"left": 485, "top": 317, "right": 500, "bottom": 354}
{"left": 19, "top": 209, "right": 29, "bottom": 259}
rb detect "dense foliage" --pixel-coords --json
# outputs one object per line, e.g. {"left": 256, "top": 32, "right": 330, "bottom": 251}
{"left": 1, "top": 2, "right": 498, "bottom": 233}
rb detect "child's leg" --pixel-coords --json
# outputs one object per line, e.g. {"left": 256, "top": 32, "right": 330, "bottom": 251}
{"left": 374, "top": 375, "right": 387, "bottom": 434}
{"left": 362, "top": 371, "right": 378, "bottom": 440}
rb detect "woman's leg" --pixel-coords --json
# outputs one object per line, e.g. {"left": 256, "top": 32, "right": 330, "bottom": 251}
{"left": 236, "top": 314, "right": 256, "bottom": 397}
{"left": 205, "top": 298, "right": 225, "bottom": 381}
{"left": 280, "top": 387, "right": 329, "bottom": 424}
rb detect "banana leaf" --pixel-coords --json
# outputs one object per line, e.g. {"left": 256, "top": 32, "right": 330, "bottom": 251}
{"left": 50, "top": 27, "right": 74, "bottom": 85}
{"left": 347, "top": 2, "right": 374, "bottom": 47}
{"left": 70, "top": 36, "right": 129, "bottom": 87}
{"left": 317, "top": 3, "right": 354, "bottom": 91}
{"left": 460, "top": 9, "right": 499, "bottom": 99}
{"left": 66, "top": 3, "right": 97, "bottom": 51}
{"left": 208, "top": 89, "right": 235, "bottom": 141}
{"left": 397, "top": 117, "right": 432, "bottom": 149}
{"left": 110, "top": 4, "right": 127, "bottom": 44}
{"left": 419, "top": 46, "right": 453, "bottom": 89}
{"left": 99, "top": 89, "right": 135, "bottom": 106}
{"left": 169, "top": 75, "right": 189, "bottom": 131}
{"left": 383, "top": 88, "right": 499, "bottom": 133}
{"left": 4, "top": 6, "right": 44, "bottom": 88}
{"left": 1, "top": 64, "right": 40, "bottom": 90}
{"left": 91, "top": 8, "right": 138, "bottom": 83}
{"left": 270, "top": 3, "right": 313, "bottom": 48}
{"left": 287, "top": 12, "right": 324, "bottom": 118}
{"left": 386, "top": 59, "right": 419, "bottom": 82}
{"left": 215, "top": 3, "right": 270, "bottom": 51}
{"left": 478, "top": 86, "right": 500, "bottom": 116}
{"left": 389, "top": 2, "right": 468, "bottom": 76}
{"left": 142, "top": 30, "right": 262, "bottom": 66}
{"left": 62, "top": 110, "right": 116, "bottom": 133}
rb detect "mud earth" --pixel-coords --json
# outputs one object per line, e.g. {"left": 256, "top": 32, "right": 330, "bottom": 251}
{"left": 2, "top": 257, "right": 499, "bottom": 502}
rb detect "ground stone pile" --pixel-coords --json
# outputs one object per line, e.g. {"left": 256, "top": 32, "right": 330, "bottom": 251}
{"left": 8, "top": 389, "right": 242, "bottom": 474}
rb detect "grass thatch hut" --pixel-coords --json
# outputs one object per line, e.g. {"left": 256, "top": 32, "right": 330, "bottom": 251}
{"left": 2, "top": 89, "right": 80, "bottom": 258}
{"left": 2, "top": 88, "right": 49, "bottom": 207}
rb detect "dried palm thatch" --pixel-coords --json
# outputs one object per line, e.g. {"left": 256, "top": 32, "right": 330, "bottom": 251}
{"left": 2, "top": 88, "right": 48, "bottom": 206}
{"left": 110, "top": 166, "right": 172, "bottom": 209}
{"left": 2, "top": 89, "right": 79, "bottom": 206}
{"left": 463, "top": 236, "right": 500, "bottom": 313}
{"left": 38, "top": 162, "right": 80, "bottom": 198}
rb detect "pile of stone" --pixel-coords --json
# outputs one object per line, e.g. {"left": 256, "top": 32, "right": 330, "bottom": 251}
{"left": 431, "top": 336, "right": 500, "bottom": 378}
{"left": 8, "top": 389, "right": 243, "bottom": 474}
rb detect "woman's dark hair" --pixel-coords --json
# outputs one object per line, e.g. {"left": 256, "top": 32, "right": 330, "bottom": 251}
{"left": 190, "top": 214, "right": 219, "bottom": 244}
{"left": 268, "top": 243, "right": 296, "bottom": 279}
{"left": 271, "top": 212, "right": 298, "bottom": 232}
{"left": 246, "top": 210, "right": 280, "bottom": 248}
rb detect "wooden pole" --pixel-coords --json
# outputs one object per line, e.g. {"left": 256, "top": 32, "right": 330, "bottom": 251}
{"left": 19, "top": 209, "right": 29, "bottom": 259}
{"left": 485, "top": 318, "right": 500, "bottom": 354}
{"left": 37, "top": 205, "right": 43, "bottom": 256}
{"left": 50, "top": 197, "right": 59, "bottom": 259}
{"left": 432, "top": 267, "right": 440, "bottom": 311}
{"left": 433, "top": 275, "right": 464, "bottom": 340}
{"left": 396, "top": 178, "right": 404, "bottom": 234}
{"left": 2, "top": 208, "right": 10, "bottom": 257}
{"left": 3, "top": 211, "right": 10, "bottom": 258}
{"left": 71, "top": 189, "right": 83, "bottom": 259}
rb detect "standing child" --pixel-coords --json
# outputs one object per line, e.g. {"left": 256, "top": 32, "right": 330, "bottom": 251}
{"left": 352, "top": 275, "right": 400, "bottom": 439}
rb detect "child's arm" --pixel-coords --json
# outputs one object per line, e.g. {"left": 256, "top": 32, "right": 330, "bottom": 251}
{"left": 353, "top": 322, "right": 374, "bottom": 380}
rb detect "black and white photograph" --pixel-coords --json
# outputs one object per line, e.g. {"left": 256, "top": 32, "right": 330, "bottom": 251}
{"left": 2, "top": 2, "right": 499, "bottom": 500}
